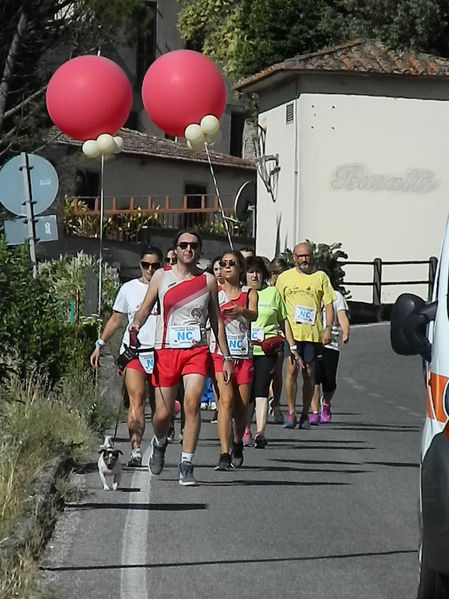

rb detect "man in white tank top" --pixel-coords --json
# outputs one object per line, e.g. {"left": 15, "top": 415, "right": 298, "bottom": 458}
{"left": 131, "top": 230, "right": 233, "bottom": 486}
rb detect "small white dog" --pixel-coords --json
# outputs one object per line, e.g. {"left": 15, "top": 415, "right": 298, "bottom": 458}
{"left": 97, "top": 437, "right": 123, "bottom": 491}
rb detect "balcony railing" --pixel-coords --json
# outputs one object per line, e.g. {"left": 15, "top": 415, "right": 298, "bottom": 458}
{"left": 65, "top": 194, "right": 249, "bottom": 240}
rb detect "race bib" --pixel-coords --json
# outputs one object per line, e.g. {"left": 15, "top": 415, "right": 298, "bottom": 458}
{"left": 251, "top": 327, "right": 264, "bottom": 343}
{"left": 138, "top": 350, "right": 154, "bottom": 374}
{"left": 294, "top": 304, "right": 316, "bottom": 325}
{"left": 169, "top": 325, "right": 201, "bottom": 348}
{"left": 227, "top": 333, "right": 248, "bottom": 356}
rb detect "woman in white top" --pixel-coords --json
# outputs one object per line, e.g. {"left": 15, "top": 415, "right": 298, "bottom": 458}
{"left": 90, "top": 245, "right": 163, "bottom": 467}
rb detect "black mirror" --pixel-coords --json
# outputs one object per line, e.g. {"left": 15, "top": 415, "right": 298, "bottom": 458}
{"left": 390, "top": 293, "right": 437, "bottom": 362}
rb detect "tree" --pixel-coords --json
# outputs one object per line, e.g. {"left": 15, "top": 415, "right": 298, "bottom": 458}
{"left": 0, "top": 0, "right": 155, "bottom": 156}
{"left": 177, "top": 0, "right": 449, "bottom": 79}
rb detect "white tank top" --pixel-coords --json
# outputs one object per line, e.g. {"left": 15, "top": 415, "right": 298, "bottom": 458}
{"left": 210, "top": 286, "right": 252, "bottom": 358}
{"left": 154, "top": 268, "right": 209, "bottom": 349}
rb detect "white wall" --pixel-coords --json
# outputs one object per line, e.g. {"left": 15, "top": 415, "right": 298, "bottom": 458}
{"left": 256, "top": 79, "right": 449, "bottom": 302}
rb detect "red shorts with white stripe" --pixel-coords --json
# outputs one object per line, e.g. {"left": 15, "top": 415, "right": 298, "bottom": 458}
{"left": 212, "top": 354, "right": 254, "bottom": 385}
{"left": 151, "top": 346, "right": 209, "bottom": 387}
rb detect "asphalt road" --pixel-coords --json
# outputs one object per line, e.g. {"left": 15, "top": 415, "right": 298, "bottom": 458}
{"left": 41, "top": 322, "right": 424, "bottom": 599}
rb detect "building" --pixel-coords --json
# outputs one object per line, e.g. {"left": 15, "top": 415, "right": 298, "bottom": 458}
{"left": 236, "top": 40, "right": 449, "bottom": 302}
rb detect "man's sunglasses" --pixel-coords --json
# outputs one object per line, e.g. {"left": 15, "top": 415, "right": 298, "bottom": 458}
{"left": 140, "top": 261, "right": 161, "bottom": 270}
{"left": 178, "top": 242, "right": 199, "bottom": 250}
{"left": 219, "top": 259, "right": 237, "bottom": 267}
{"left": 165, "top": 257, "right": 177, "bottom": 264}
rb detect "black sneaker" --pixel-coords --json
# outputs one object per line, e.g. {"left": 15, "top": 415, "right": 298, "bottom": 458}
{"left": 254, "top": 433, "right": 267, "bottom": 449}
{"left": 127, "top": 447, "right": 142, "bottom": 467}
{"left": 178, "top": 461, "right": 197, "bottom": 486}
{"left": 232, "top": 441, "right": 244, "bottom": 468}
{"left": 211, "top": 409, "right": 219, "bottom": 424}
{"left": 148, "top": 438, "right": 168, "bottom": 475}
{"left": 214, "top": 453, "right": 234, "bottom": 471}
{"left": 167, "top": 426, "right": 176, "bottom": 443}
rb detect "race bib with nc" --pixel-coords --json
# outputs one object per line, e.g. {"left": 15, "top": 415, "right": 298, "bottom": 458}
{"left": 294, "top": 304, "right": 316, "bottom": 325}
{"left": 138, "top": 351, "right": 154, "bottom": 374}
{"left": 251, "top": 327, "right": 264, "bottom": 342}
{"left": 227, "top": 333, "right": 248, "bottom": 356}
{"left": 169, "top": 325, "right": 201, "bottom": 348}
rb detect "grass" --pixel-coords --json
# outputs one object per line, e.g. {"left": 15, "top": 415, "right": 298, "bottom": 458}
{"left": 0, "top": 369, "right": 114, "bottom": 597}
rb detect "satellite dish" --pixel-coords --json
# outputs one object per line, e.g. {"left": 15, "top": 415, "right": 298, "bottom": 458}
{"left": 234, "top": 180, "right": 256, "bottom": 221}
{"left": 0, "top": 154, "right": 59, "bottom": 216}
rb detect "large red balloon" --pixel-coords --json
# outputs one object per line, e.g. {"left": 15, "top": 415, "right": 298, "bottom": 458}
{"left": 142, "top": 50, "right": 226, "bottom": 137}
{"left": 46, "top": 55, "right": 132, "bottom": 141}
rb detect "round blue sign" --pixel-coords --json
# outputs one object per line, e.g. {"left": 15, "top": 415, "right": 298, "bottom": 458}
{"left": 0, "top": 153, "right": 59, "bottom": 216}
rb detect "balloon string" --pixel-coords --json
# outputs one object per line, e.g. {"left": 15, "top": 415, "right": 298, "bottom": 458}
{"left": 97, "top": 154, "right": 104, "bottom": 323}
{"left": 204, "top": 142, "right": 233, "bottom": 250}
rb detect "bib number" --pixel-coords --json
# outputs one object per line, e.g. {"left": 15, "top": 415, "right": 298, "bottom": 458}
{"left": 138, "top": 350, "right": 154, "bottom": 374}
{"left": 251, "top": 327, "right": 264, "bottom": 343}
{"left": 169, "top": 325, "right": 201, "bottom": 348}
{"left": 227, "top": 333, "right": 248, "bottom": 356}
{"left": 294, "top": 304, "right": 316, "bottom": 325}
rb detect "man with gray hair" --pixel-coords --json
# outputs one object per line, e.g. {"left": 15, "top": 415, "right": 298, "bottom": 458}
{"left": 276, "top": 241, "right": 335, "bottom": 429}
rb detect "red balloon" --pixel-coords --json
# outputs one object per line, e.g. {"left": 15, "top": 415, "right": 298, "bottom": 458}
{"left": 141, "top": 50, "right": 226, "bottom": 137}
{"left": 46, "top": 55, "right": 132, "bottom": 141}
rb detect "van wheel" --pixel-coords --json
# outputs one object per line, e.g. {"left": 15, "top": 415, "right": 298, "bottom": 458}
{"left": 418, "top": 558, "right": 449, "bottom": 599}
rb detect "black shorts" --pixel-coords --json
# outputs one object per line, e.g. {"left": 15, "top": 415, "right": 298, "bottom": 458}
{"left": 314, "top": 348, "right": 340, "bottom": 393}
{"left": 251, "top": 354, "right": 277, "bottom": 400}
{"left": 292, "top": 341, "right": 324, "bottom": 365}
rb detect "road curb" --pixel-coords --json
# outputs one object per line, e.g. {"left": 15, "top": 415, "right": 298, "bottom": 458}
{"left": 0, "top": 455, "right": 72, "bottom": 562}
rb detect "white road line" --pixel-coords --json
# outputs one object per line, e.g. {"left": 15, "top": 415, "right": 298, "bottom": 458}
{"left": 351, "top": 321, "right": 389, "bottom": 329}
{"left": 120, "top": 447, "right": 152, "bottom": 598}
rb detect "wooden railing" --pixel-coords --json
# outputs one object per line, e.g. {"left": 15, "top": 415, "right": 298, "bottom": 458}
{"left": 66, "top": 194, "right": 249, "bottom": 240}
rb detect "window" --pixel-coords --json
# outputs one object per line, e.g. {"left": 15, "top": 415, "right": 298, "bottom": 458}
{"left": 230, "top": 112, "right": 245, "bottom": 156}
{"left": 286, "top": 103, "right": 294, "bottom": 124}
{"left": 75, "top": 170, "right": 99, "bottom": 208}
{"left": 183, "top": 183, "right": 207, "bottom": 228}
{"left": 135, "top": 2, "right": 157, "bottom": 88}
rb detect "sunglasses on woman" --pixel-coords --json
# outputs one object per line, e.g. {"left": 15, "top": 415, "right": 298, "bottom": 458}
{"left": 219, "top": 259, "right": 237, "bottom": 268}
{"left": 165, "top": 257, "right": 177, "bottom": 264}
{"left": 178, "top": 242, "right": 199, "bottom": 250}
{"left": 140, "top": 261, "right": 161, "bottom": 270}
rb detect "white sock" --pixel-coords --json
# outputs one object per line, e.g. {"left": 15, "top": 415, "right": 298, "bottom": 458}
{"left": 154, "top": 435, "right": 167, "bottom": 447}
{"left": 181, "top": 451, "right": 193, "bottom": 463}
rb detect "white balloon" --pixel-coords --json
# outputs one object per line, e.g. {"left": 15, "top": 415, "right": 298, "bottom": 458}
{"left": 184, "top": 123, "right": 205, "bottom": 146}
{"left": 112, "top": 136, "right": 124, "bottom": 154}
{"left": 200, "top": 114, "right": 220, "bottom": 137}
{"left": 205, "top": 126, "right": 221, "bottom": 143}
{"left": 96, "top": 133, "right": 116, "bottom": 154}
{"left": 187, "top": 139, "right": 204, "bottom": 152}
{"left": 82, "top": 139, "right": 100, "bottom": 158}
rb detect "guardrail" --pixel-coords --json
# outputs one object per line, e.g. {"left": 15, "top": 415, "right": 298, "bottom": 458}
{"left": 341, "top": 257, "right": 438, "bottom": 304}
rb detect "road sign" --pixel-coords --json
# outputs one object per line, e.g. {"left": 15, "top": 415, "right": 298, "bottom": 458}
{"left": 0, "top": 153, "right": 59, "bottom": 216}
{"left": 4, "top": 215, "right": 58, "bottom": 245}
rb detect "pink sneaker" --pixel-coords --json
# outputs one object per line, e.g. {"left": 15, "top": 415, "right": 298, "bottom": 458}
{"left": 320, "top": 403, "right": 332, "bottom": 423}
{"left": 309, "top": 411, "right": 320, "bottom": 426}
{"left": 174, "top": 400, "right": 181, "bottom": 415}
{"left": 242, "top": 429, "right": 253, "bottom": 446}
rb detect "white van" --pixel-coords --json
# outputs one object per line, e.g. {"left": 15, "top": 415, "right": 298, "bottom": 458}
{"left": 391, "top": 218, "right": 449, "bottom": 598}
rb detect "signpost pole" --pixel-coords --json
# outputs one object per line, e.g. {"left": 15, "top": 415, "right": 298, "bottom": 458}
{"left": 97, "top": 154, "right": 105, "bottom": 317}
{"left": 20, "top": 152, "right": 38, "bottom": 278}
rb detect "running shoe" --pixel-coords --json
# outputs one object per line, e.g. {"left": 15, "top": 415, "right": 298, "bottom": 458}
{"left": 254, "top": 433, "right": 267, "bottom": 449}
{"left": 273, "top": 407, "right": 284, "bottom": 424}
{"left": 127, "top": 447, "right": 142, "bottom": 467}
{"left": 167, "top": 426, "right": 176, "bottom": 443}
{"left": 308, "top": 412, "right": 320, "bottom": 426}
{"left": 211, "top": 409, "right": 219, "bottom": 423}
{"left": 298, "top": 416, "right": 311, "bottom": 430}
{"left": 242, "top": 429, "right": 253, "bottom": 447}
{"left": 283, "top": 412, "right": 297, "bottom": 429}
{"left": 320, "top": 402, "right": 332, "bottom": 423}
{"left": 200, "top": 402, "right": 208, "bottom": 410}
{"left": 148, "top": 438, "right": 168, "bottom": 475}
{"left": 210, "top": 401, "right": 216, "bottom": 410}
{"left": 268, "top": 397, "right": 275, "bottom": 416}
{"left": 232, "top": 441, "right": 244, "bottom": 468}
{"left": 178, "top": 460, "right": 197, "bottom": 486}
{"left": 214, "top": 453, "right": 234, "bottom": 471}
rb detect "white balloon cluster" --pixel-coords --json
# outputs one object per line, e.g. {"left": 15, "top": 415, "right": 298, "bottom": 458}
{"left": 185, "top": 114, "right": 221, "bottom": 152}
{"left": 82, "top": 133, "right": 124, "bottom": 158}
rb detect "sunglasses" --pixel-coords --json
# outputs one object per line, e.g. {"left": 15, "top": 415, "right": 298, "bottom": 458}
{"left": 219, "top": 259, "right": 237, "bottom": 268}
{"left": 140, "top": 261, "right": 161, "bottom": 270}
{"left": 178, "top": 242, "right": 199, "bottom": 250}
{"left": 165, "top": 257, "right": 177, "bottom": 264}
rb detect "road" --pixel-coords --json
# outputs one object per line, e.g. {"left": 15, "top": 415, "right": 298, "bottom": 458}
{"left": 41, "top": 322, "right": 424, "bottom": 599}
